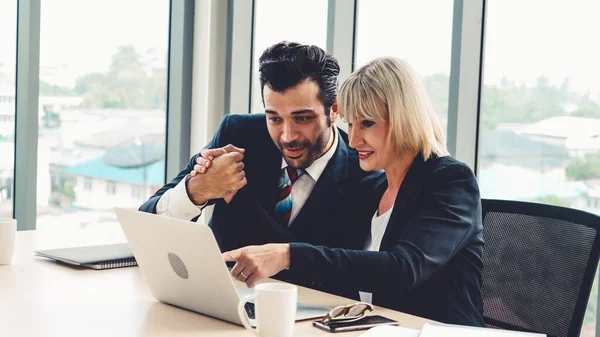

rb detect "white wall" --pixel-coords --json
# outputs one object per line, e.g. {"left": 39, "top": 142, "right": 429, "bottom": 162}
{"left": 71, "top": 176, "right": 149, "bottom": 210}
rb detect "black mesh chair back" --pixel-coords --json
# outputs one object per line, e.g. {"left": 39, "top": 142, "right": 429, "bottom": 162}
{"left": 482, "top": 199, "right": 600, "bottom": 337}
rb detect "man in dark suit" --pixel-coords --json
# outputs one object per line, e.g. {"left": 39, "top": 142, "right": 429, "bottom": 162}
{"left": 139, "top": 42, "right": 367, "bottom": 262}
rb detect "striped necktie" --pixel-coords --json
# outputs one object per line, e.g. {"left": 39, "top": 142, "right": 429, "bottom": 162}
{"left": 274, "top": 166, "right": 305, "bottom": 226}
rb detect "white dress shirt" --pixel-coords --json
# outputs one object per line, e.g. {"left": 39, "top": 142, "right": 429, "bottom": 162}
{"left": 155, "top": 175, "right": 203, "bottom": 221}
{"left": 156, "top": 127, "right": 339, "bottom": 223}
{"left": 281, "top": 128, "right": 338, "bottom": 225}
{"left": 359, "top": 206, "right": 394, "bottom": 304}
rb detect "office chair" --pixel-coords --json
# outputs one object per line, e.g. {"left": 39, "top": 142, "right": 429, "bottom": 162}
{"left": 481, "top": 199, "right": 600, "bottom": 337}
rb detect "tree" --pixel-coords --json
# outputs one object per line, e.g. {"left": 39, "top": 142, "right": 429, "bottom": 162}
{"left": 423, "top": 73, "right": 449, "bottom": 122}
{"left": 566, "top": 153, "right": 600, "bottom": 181}
{"left": 571, "top": 108, "right": 600, "bottom": 118}
{"left": 39, "top": 80, "right": 73, "bottom": 96}
{"left": 480, "top": 79, "right": 532, "bottom": 129}
{"left": 522, "top": 75, "right": 567, "bottom": 123}
{"left": 571, "top": 93, "right": 600, "bottom": 118}
{"left": 61, "top": 179, "right": 75, "bottom": 204}
{"left": 538, "top": 194, "right": 570, "bottom": 207}
{"left": 49, "top": 179, "right": 75, "bottom": 208}
{"left": 476, "top": 74, "right": 600, "bottom": 129}
{"left": 73, "top": 45, "right": 167, "bottom": 109}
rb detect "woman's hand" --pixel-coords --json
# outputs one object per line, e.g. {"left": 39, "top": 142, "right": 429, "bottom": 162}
{"left": 222, "top": 244, "right": 291, "bottom": 288}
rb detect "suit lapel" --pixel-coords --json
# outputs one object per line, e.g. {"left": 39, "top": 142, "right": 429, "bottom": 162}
{"left": 247, "top": 133, "right": 282, "bottom": 214}
{"left": 379, "top": 155, "right": 427, "bottom": 250}
{"left": 261, "top": 147, "right": 284, "bottom": 213}
{"left": 352, "top": 175, "right": 387, "bottom": 249}
{"left": 288, "top": 136, "right": 349, "bottom": 232}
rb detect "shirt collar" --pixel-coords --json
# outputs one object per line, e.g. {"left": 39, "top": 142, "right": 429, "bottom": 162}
{"left": 280, "top": 126, "right": 339, "bottom": 182}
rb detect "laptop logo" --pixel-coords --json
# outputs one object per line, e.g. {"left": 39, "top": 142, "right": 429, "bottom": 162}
{"left": 167, "top": 253, "right": 189, "bottom": 279}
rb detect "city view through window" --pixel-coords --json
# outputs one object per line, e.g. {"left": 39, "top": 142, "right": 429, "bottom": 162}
{"left": 0, "top": 0, "right": 169, "bottom": 242}
{"left": 1, "top": 1, "right": 599, "bottom": 333}
{"left": 0, "top": 1, "right": 17, "bottom": 220}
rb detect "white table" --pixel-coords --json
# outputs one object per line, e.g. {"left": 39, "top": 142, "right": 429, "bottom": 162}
{"left": 0, "top": 230, "right": 432, "bottom": 337}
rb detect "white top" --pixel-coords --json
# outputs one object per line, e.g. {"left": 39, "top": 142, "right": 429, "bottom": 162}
{"left": 156, "top": 127, "right": 339, "bottom": 225}
{"left": 359, "top": 206, "right": 394, "bottom": 304}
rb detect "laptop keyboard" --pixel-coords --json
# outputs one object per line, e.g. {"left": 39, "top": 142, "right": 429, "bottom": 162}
{"left": 244, "top": 302, "right": 255, "bottom": 319}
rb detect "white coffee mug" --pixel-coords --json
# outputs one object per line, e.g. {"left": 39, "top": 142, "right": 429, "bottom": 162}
{"left": 238, "top": 283, "right": 297, "bottom": 337}
{"left": 0, "top": 218, "right": 16, "bottom": 265}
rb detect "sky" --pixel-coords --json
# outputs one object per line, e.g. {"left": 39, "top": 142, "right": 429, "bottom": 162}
{"left": 0, "top": 0, "right": 169, "bottom": 86}
{"left": 1, "top": 0, "right": 599, "bottom": 93}
{"left": 484, "top": 0, "right": 600, "bottom": 92}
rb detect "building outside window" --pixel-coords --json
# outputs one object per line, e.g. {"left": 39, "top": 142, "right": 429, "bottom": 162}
{"left": 106, "top": 181, "right": 116, "bottom": 196}
{"left": 84, "top": 178, "right": 92, "bottom": 191}
{"left": 0, "top": 0, "right": 17, "bottom": 219}
{"left": 35, "top": 0, "right": 169, "bottom": 241}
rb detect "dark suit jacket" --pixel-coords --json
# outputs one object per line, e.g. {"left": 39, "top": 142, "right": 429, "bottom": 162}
{"left": 288, "top": 155, "right": 485, "bottom": 326}
{"left": 139, "top": 114, "right": 368, "bottom": 254}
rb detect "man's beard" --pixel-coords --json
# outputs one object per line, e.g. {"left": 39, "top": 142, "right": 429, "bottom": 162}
{"left": 279, "top": 127, "right": 331, "bottom": 169}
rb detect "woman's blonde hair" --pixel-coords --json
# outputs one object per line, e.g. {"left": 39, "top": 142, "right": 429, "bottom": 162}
{"left": 339, "top": 57, "right": 449, "bottom": 160}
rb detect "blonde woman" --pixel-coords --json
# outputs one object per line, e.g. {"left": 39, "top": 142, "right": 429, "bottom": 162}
{"left": 219, "top": 57, "right": 484, "bottom": 326}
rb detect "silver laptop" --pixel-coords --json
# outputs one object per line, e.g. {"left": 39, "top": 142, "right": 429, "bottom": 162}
{"left": 114, "top": 208, "right": 329, "bottom": 326}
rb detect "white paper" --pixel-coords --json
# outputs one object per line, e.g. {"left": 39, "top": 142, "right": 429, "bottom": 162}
{"left": 359, "top": 325, "right": 421, "bottom": 337}
{"left": 420, "top": 323, "right": 546, "bottom": 337}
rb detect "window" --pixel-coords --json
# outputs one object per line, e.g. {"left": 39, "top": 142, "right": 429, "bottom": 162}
{"left": 106, "top": 182, "right": 117, "bottom": 196}
{"left": 250, "top": 0, "right": 328, "bottom": 114}
{"left": 84, "top": 178, "right": 92, "bottom": 191}
{"left": 131, "top": 186, "right": 144, "bottom": 200}
{"left": 0, "top": 1, "right": 17, "bottom": 219}
{"left": 36, "top": 0, "right": 169, "bottom": 239}
{"left": 354, "top": 0, "right": 454, "bottom": 132}
{"left": 478, "top": 1, "right": 600, "bottom": 336}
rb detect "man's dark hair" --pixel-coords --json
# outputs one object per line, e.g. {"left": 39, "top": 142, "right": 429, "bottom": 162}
{"left": 259, "top": 41, "right": 340, "bottom": 117}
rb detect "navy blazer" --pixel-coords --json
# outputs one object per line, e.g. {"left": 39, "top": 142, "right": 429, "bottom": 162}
{"left": 288, "top": 155, "right": 485, "bottom": 326}
{"left": 139, "top": 114, "right": 368, "bottom": 253}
